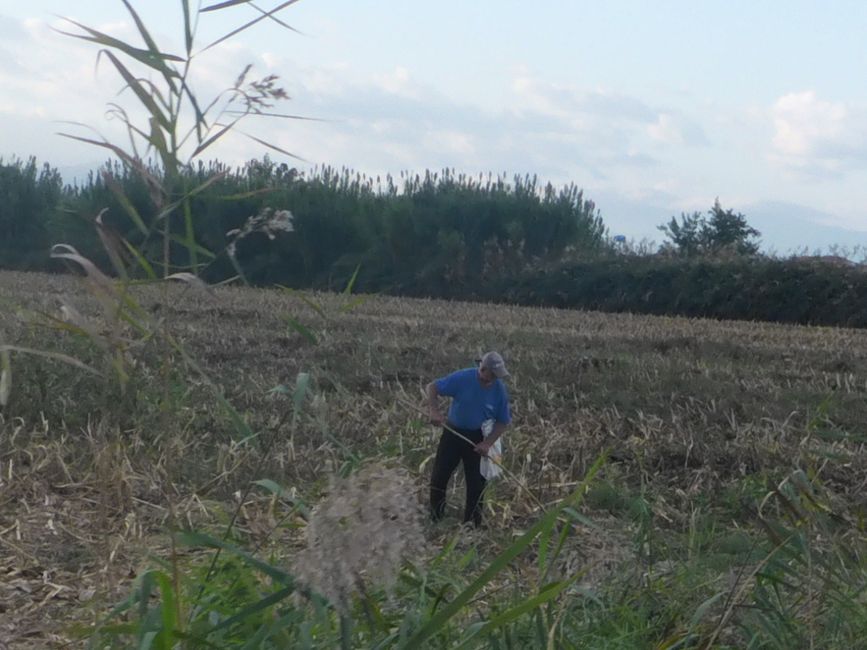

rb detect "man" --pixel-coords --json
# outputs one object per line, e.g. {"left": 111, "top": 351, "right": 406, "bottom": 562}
{"left": 427, "top": 351, "right": 512, "bottom": 526}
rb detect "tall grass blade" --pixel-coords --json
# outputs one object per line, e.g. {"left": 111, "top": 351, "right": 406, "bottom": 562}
{"left": 285, "top": 317, "right": 317, "bottom": 344}
{"left": 169, "top": 235, "right": 217, "bottom": 260}
{"left": 182, "top": 198, "right": 199, "bottom": 271}
{"left": 199, "top": 0, "right": 300, "bottom": 52}
{"left": 537, "top": 520, "right": 552, "bottom": 580}
{"left": 454, "top": 578, "right": 578, "bottom": 649}
{"left": 337, "top": 266, "right": 365, "bottom": 310}
{"left": 342, "top": 264, "right": 360, "bottom": 296}
{"left": 123, "top": 240, "right": 158, "bottom": 279}
{"left": 239, "top": 626, "right": 274, "bottom": 650}
{"left": 165, "top": 273, "right": 215, "bottom": 295}
{"left": 148, "top": 116, "right": 173, "bottom": 172}
{"left": 103, "top": 171, "right": 150, "bottom": 235}
{"left": 154, "top": 571, "right": 179, "bottom": 648}
{"left": 138, "top": 571, "right": 156, "bottom": 636}
{"left": 202, "top": 0, "right": 253, "bottom": 11}
{"left": 153, "top": 170, "right": 232, "bottom": 224}
{"left": 398, "top": 454, "right": 605, "bottom": 649}
{"left": 120, "top": 0, "right": 179, "bottom": 92}
{"left": 240, "top": 131, "right": 305, "bottom": 161}
{"left": 178, "top": 531, "right": 295, "bottom": 586}
{"left": 214, "top": 187, "right": 278, "bottom": 201}
{"left": 178, "top": 79, "right": 209, "bottom": 145}
{"left": 211, "top": 389, "right": 257, "bottom": 443}
{"left": 0, "top": 345, "right": 102, "bottom": 376}
{"left": 540, "top": 513, "right": 577, "bottom": 585}
{"left": 50, "top": 243, "right": 114, "bottom": 288}
{"left": 201, "top": 0, "right": 301, "bottom": 33}
{"left": 248, "top": 4, "right": 301, "bottom": 34}
{"left": 55, "top": 18, "right": 184, "bottom": 69}
{"left": 208, "top": 586, "right": 293, "bottom": 634}
{"left": 181, "top": 0, "right": 194, "bottom": 56}
{"left": 253, "top": 478, "right": 310, "bottom": 518}
{"left": 95, "top": 210, "right": 129, "bottom": 280}
{"left": 277, "top": 286, "right": 327, "bottom": 319}
{"left": 190, "top": 121, "right": 235, "bottom": 158}
{"left": 689, "top": 591, "right": 726, "bottom": 628}
{"left": 224, "top": 110, "right": 321, "bottom": 120}
{"left": 56, "top": 133, "right": 165, "bottom": 197}
{"left": 705, "top": 533, "right": 796, "bottom": 649}
{"left": 38, "top": 313, "right": 108, "bottom": 352}
{"left": 102, "top": 51, "right": 172, "bottom": 132}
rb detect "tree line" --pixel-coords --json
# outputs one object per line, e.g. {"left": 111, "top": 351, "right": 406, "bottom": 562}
{"left": 0, "top": 156, "right": 606, "bottom": 289}
{"left": 2, "top": 155, "right": 865, "bottom": 328}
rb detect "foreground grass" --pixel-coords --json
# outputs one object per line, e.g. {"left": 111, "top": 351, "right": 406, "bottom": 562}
{"left": 2, "top": 270, "right": 867, "bottom": 647}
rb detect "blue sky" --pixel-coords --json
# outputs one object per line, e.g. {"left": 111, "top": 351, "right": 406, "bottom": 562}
{"left": 2, "top": 1, "right": 867, "bottom": 254}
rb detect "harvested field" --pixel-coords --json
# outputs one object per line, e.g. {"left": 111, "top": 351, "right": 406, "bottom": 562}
{"left": 2, "top": 269, "right": 867, "bottom": 647}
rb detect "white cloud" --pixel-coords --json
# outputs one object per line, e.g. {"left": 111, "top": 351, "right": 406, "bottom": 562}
{"left": 422, "top": 130, "right": 475, "bottom": 155}
{"left": 373, "top": 66, "right": 416, "bottom": 98}
{"left": 261, "top": 52, "right": 280, "bottom": 69}
{"left": 511, "top": 75, "right": 570, "bottom": 117}
{"left": 772, "top": 92, "right": 846, "bottom": 157}
{"left": 770, "top": 91, "right": 867, "bottom": 176}
{"left": 0, "top": 14, "right": 26, "bottom": 40}
{"left": 647, "top": 113, "right": 707, "bottom": 146}
{"left": 510, "top": 74, "right": 707, "bottom": 155}
{"left": 511, "top": 75, "right": 656, "bottom": 124}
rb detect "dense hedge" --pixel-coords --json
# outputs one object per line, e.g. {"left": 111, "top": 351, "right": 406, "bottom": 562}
{"left": 475, "top": 257, "right": 867, "bottom": 328}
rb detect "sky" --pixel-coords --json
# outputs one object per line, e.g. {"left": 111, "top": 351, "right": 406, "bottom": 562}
{"left": 2, "top": 1, "right": 867, "bottom": 255}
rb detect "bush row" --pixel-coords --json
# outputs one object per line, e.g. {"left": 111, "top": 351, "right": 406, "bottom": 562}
{"left": 473, "top": 257, "right": 867, "bottom": 328}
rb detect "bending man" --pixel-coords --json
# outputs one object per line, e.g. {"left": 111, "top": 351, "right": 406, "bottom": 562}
{"left": 427, "top": 351, "right": 512, "bottom": 526}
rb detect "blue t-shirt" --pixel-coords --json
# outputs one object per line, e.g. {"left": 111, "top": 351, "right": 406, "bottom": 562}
{"left": 434, "top": 368, "right": 511, "bottom": 430}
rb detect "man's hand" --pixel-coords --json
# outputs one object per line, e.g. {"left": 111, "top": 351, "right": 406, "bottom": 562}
{"left": 426, "top": 382, "right": 444, "bottom": 426}
{"left": 429, "top": 409, "right": 444, "bottom": 426}
{"left": 474, "top": 439, "right": 493, "bottom": 456}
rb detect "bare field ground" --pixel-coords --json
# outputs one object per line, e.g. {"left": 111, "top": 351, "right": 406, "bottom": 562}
{"left": 2, "top": 270, "right": 867, "bottom": 646}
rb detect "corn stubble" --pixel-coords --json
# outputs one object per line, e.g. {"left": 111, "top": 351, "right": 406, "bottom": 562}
{"left": 3, "top": 269, "right": 867, "bottom": 647}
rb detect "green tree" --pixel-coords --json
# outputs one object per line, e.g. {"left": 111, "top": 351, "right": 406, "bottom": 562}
{"left": 0, "top": 158, "right": 62, "bottom": 269}
{"left": 658, "top": 199, "right": 760, "bottom": 257}
{"left": 657, "top": 210, "right": 704, "bottom": 257}
{"left": 706, "top": 198, "right": 760, "bottom": 255}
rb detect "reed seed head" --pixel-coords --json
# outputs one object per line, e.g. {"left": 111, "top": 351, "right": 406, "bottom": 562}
{"left": 294, "top": 460, "right": 422, "bottom": 612}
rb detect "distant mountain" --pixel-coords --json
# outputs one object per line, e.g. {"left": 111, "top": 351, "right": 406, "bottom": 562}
{"left": 743, "top": 201, "right": 867, "bottom": 258}
{"left": 596, "top": 191, "right": 867, "bottom": 259}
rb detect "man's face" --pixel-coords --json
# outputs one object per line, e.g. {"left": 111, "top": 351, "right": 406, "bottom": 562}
{"left": 478, "top": 365, "right": 495, "bottom": 387}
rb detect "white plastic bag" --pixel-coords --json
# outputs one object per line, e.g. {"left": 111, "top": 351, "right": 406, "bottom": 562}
{"left": 480, "top": 419, "right": 503, "bottom": 480}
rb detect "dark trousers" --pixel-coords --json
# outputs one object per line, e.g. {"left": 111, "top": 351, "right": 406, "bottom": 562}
{"left": 430, "top": 425, "right": 487, "bottom": 526}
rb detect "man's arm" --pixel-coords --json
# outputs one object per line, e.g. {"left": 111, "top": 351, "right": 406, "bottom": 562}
{"left": 426, "top": 382, "right": 444, "bottom": 425}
